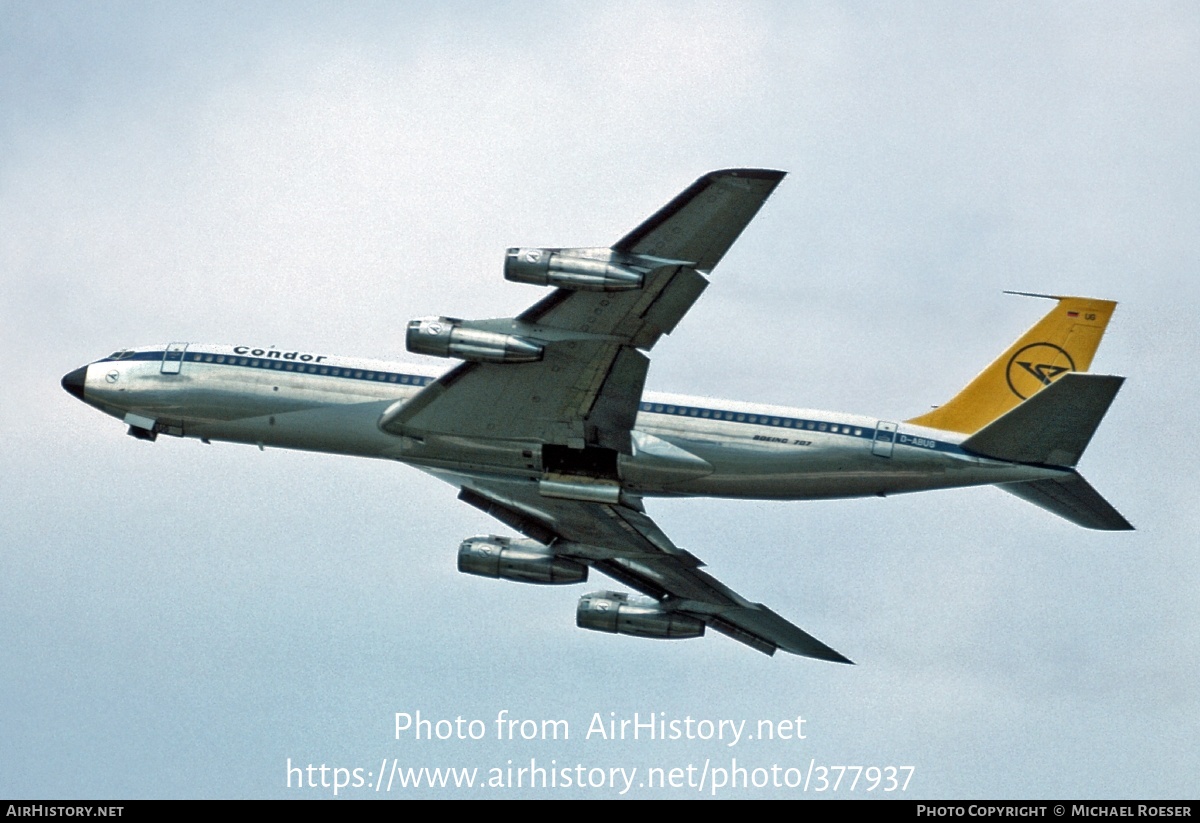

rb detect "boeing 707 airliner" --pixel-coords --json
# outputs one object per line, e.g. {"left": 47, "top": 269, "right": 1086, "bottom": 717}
{"left": 61, "top": 169, "right": 1130, "bottom": 662}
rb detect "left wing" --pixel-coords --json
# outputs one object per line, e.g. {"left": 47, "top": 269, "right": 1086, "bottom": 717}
{"left": 380, "top": 169, "right": 784, "bottom": 453}
{"left": 438, "top": 470, "right": 851, "bottom": 662}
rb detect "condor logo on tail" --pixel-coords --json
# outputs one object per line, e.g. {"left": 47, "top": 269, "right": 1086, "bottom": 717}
{"left": 1006, "top": 342, "right": 1076, "bottom": 399}
{"left": 906, "top": 294, "right": 1116, "bottom": 435}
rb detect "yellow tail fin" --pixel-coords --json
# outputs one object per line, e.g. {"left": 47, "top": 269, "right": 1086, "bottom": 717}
{"left": 907, "top": 294, "right": 1118, "bottom": 434}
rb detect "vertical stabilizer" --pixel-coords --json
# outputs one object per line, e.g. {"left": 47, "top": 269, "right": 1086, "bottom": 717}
{"left": 907, "top": 295, "right": 1117, "bottom": 434}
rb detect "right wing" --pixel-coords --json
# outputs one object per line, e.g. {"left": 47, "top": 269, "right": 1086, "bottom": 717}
{"left": 441, "top": 470, "right": 852, "bottom": 663}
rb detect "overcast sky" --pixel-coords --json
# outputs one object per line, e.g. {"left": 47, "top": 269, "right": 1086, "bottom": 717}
{"left": 3, "top": 1, "right": 1198, "bottom": 799}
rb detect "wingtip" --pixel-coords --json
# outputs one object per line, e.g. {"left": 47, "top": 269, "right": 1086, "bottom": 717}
{"left": 708, "top": 168, "right": 787, "bottom": 182}
{"left": 789, "top": 641, "right": 854, "bottom": 665}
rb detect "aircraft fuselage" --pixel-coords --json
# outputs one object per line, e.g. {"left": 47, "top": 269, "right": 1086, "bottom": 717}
{"left": 64, "top": 343, "right": 1063, "bottom": 501}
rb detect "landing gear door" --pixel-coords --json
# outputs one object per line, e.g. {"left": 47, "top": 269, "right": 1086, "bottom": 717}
{"left": 872, "top": 421, "right": 897, "bottom": 458}
{"left": 162, "top": 342, "right": 188, "bottom": 375}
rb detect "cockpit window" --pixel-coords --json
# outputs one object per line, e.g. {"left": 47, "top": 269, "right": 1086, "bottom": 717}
{"left": 108, "top": 350, "right": 135, "bottom": 360}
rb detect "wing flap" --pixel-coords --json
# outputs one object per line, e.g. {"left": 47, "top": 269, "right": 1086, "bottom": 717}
{"left": 585, "top": 348, "right": 650, "bottom": 452}
{"left": 629, "top": 267, "right": 709, "bottom": 348}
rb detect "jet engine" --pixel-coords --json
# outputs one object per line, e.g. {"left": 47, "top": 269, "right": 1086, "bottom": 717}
{"left": 406, "top": 317, "right": 543, "bottom": 364}
{"left": 504, "top": 248, "right": 644, "bottom": 291}
{"left": 458, "top": 536, "right": 588, "bottom": 585}
{"left": 576, "top": 591, "right": 705, "bottom": 639}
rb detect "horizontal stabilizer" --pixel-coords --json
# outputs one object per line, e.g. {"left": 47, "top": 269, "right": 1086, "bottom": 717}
{"left": 960, "top": 373, "right": 1124, "bottom": 467}
{"left": 1000, "top": 472, "right": 1134, "bottom": 531}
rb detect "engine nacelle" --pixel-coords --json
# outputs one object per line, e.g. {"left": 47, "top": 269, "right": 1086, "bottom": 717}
{"left": 407, "top": 316, "right": 543, "bottom": 364}
{"left": 505, "top": 248, "right": 644, "bottom": 292}
{"left": 576, "top": 591, "right": 705, "bottom": 640}
{"left": 458, "top": 536, "right": 588, "bottom": 585}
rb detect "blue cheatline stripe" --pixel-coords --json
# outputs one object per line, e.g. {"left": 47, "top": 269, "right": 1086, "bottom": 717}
{"left": 634, "top": 402, "right": 965, "bottom": 455}
{"left": 97, "top": 350, "right": 963, "bottom": 454}
{"left": 98, "top": 349, "right": 437, "bottom": 387}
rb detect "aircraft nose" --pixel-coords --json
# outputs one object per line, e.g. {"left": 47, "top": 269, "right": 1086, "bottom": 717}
{"left": 61, "top": 366, "right": 87, "bottom": 401}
